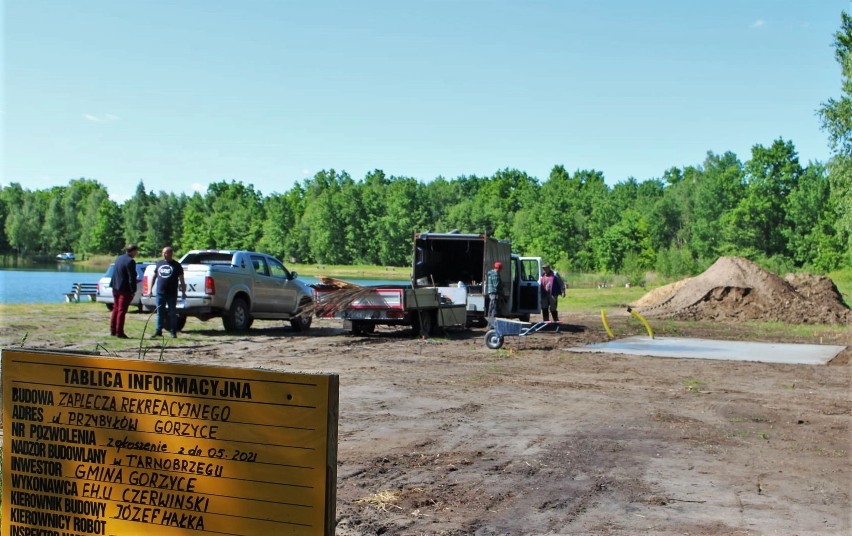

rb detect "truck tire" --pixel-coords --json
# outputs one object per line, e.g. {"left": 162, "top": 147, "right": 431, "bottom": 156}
{"left": 290, "top": 298, "right": 313, "bottom": 332}
{"left": 290, "top": 315, "right": 312, "bottom": 332}
{"left": 223, "top": 297, "right": 251, "bottom": 333}
{"left": 176, "top": 314, "right": 187, "bottom": 332}
{"left": 484, "top": 329, "right": 504, "bottom": 349}
{"left": 105, "top": 303, "right": 114, "bottom": 311}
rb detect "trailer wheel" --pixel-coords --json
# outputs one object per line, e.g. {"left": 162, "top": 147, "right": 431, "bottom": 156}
{"left": 484, "top": 330, "right": 504, "bottom": 350}
{"left": 416, "top": 311, "right": 435, "bottom": 337}
{"left": 223, "top": 297, "right": 251, "bottom": 333}
{"left": 351, "top": 321, "right": 375, "bottom": 335}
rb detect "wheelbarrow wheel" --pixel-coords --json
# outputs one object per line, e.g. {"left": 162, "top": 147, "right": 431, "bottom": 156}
{"left": 484, "top": 329, "right": 504, "bottom": 350}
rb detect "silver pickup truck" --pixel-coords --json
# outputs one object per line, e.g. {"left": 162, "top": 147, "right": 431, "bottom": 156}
{"left": 141, "top": 250, "right": 314, "bottom": 333}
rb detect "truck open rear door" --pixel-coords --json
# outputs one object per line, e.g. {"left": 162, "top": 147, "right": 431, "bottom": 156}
{"left": 517, "top": 257, "right": 541, "bottom": 315}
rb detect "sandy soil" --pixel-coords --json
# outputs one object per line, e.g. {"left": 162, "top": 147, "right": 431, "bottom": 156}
{"left": 3, "top": 258, "right": 850, "bottom": 535}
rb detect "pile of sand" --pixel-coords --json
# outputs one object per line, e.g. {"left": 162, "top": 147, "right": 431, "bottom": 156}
{"left": 633, "top": 257, "right": 850, "bottom": 325}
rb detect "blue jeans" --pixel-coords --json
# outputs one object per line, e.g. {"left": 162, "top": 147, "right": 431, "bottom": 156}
{"left": 155, "top": 294, "right": 178, "bottom": 334}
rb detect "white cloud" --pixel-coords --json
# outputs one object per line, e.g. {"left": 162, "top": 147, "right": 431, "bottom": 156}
{"left": 83, "top": 113, "right": 119, "bottom": 122}
{"left": 302, "top": 169, "right": 312, "bottom": 176}
{"left": 750, "top": 19, "right": 766, "bottom": 29}
{"left": 191, "top": 183, "right": 205, "bottom": 193}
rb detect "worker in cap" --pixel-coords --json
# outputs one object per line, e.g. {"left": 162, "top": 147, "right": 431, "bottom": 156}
{"left": 486, "top": 261, "right": 503, "bottom": 318}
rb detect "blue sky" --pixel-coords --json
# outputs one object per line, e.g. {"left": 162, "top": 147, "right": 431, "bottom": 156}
{"left": 2, "top": 1, "right": 847, "bottom": 202}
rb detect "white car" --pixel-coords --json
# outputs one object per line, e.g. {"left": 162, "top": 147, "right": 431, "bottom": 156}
{"left": 96, "top": 262, "right": 155, "bottom": 311}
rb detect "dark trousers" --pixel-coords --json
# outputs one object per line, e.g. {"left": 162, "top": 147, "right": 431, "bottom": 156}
{"left": 110, "top": 290, "right": 133, "bottom": 336}
{"left": 542, "top": 294, "right": 559, "bottom": 321}
{"left": 488, "top": 293, "right": 499, "bottom": 318}
{"left": 155, "top": 294, "right": 179, "bottom": 334}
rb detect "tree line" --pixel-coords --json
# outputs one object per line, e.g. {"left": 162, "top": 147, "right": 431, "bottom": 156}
{"left": 2, "top": 14, "right": 850, "bottom": 280}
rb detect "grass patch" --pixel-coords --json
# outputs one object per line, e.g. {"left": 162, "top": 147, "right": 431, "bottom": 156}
{"left": 562, "top": 287, "right": 648, "bottom": 313}
{"left": 355, "top": 490, "right": 403, "bottom": 511}
{"left": 683, "top": 377, "right": 706, "bottom": 392}
{"left": 828, "top": 267, "right": 852, "bottom": 306}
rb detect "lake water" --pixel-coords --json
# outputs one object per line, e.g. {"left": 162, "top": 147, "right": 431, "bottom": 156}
{"left": 0, "top": 267, "right": 409, "bottom": 304}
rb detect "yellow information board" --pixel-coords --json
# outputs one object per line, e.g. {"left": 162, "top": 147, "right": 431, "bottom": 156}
{"left": 1, "top": 349, "right": 339, "bottom": 536}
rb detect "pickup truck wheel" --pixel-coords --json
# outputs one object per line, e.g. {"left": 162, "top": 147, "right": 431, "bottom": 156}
{"left": 223, "top": 297, "right": 251, "bottom": 333}
{"left": 484, "top": 329, "right": 504, "bottom": 350}
{"left": 290, "top": 315, "right": 312, "bottom": 332}
{"left": 105, "top": 303, "right": 114, "bottom": 312}
{"left": 176, "top": 314, "right": 187, "bottom": 332}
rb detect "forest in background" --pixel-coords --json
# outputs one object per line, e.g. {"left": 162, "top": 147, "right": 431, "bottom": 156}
{"left": 2, "top": 14, "right": 850, "bottom": 281}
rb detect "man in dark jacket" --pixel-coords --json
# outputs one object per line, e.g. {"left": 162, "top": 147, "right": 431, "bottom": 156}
{"left": 540, "top": 263, "right": 565, "bottom": 321}
{"left": 109, "top": 243, "right": 139, "bottom": 338}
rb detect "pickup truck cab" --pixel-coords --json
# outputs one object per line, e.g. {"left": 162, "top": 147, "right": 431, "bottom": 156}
{"left": 141, "top": 250, "right": 314, "bottom": 333}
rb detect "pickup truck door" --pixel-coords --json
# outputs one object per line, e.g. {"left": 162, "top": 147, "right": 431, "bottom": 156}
{"left": 249, "top": 255, "right": 277, "bottom": 313}
{"left": 517, "top": 257, "right": 541, "bottom": 314}
{"left": 264, "top": 256, "right": 298, "bottom": 314}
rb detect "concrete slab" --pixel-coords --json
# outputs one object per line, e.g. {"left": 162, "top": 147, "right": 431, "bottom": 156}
{"left": 571, "top": 336, "right": 846, "bottom": 365}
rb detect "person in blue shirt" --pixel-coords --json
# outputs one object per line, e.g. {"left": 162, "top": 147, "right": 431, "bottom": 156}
{"left": 539, "top": 264, "right": 565, "bottom": 321}
{"left": 150, "top": 246, "right": 187, "bottom": 338}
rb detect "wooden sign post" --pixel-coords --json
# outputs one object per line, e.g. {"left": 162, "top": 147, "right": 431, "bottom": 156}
{"left": 1, "top": 349, "right": 338, "bottom": 535}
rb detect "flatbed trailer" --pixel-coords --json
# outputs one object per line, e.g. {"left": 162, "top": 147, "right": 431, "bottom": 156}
{"left": 314, "top": 284, "right": 467, "bottom": 336}
{"left": 314, "top": 231, "right": 541, "bottom": 337}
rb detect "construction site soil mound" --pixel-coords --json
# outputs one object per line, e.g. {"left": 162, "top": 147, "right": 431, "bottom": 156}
{"left": 633, "top": 256, "right": 851, "bottom": 325}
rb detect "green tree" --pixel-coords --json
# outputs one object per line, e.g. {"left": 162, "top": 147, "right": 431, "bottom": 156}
{"left": 819, "top": 11, "right": 852, "bottom": 262}
{"left": 723, "top": 139, "right": 801, "bottom": 258}
{"left": 689, "top": 152, "right": 745, "bottom": 261}
{"left": 123, "top": 181, "right": 150, "bottom": 247}
{"left": 301, "top": 171, "right": 349, "bottom": 264}
{"left": 784, "top": 163, "right": 843, "bottom": 271}
{"left": 180, "top": 193, "right": 213, "bottom": 250}
{"left": 206, "top": 181, "right": 264, "bottom": 250}
{"left": 258, "top": 193, "right": 294, "bottom": 261}
{"left": 42, "top": 191, "right": 71, "bottom": 253}
{"left": 377, "top": 177, "right": 428, "bottom": 266}
{"left": 6, "top": 188, "right": 42, "bottom": 255}
{"left": 77, "top": 188, "right": 110, "bottom": 255}
{"left": 146, "top": 192, "right": 183, "bottom": 253}
{"left": 64, "top": 179, "right": 109, "bottom": 254}
{"left": 88, "top": 199, "right": 125, "bottom": 253}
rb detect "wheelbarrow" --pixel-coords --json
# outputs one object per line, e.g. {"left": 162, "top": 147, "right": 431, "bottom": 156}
{"left": 484, "top": 318, "right": 561, "bottom": 349}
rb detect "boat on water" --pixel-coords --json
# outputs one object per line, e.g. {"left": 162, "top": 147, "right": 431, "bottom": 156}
{"left": 56, "top": 252, "right": 76, "bottom": 261}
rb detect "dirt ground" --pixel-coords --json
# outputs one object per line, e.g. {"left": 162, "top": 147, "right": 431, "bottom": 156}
{"left": 151, "top": 315, "right": 847, "bottom": 536}
{"left": 3, "top": 258, "right": 850, "bottom": 535}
